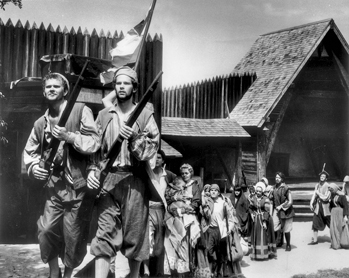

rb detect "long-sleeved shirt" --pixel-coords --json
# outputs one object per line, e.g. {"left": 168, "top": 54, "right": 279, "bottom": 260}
{"left": 24, "top": 105, "right": 100, "bottom": 178}
{"left": 88, "top": 105, "right": 159, "bottom": 171}
{"left": 311, "top": 182, "right": 331, "bottom": 216}
{"left": 209, "top": 195, "right": 237, "bottom": 238}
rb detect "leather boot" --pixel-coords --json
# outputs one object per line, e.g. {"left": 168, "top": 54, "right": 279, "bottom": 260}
{"left": 276, "top": 230, "right": 283, "bottom": 247}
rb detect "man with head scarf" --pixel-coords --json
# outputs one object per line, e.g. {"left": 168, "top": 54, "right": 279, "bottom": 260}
{"left": 87, "top": 66, "right": 160, "bottom": 278}
{"left": 308, "top": 170, "right": 331, "bottom": 245}
{"left": 24, "top": 73, "right": 100, "bottom": 278}
{"left": 205, "top": 184, "right": 244, "bottom": 278}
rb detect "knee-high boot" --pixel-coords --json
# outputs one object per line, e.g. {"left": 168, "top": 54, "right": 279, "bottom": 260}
{"left": 275, "top": 230, "right": 283, "bottom": 247}
{"left": 285, "top": 232, "right": 291, "bottom": 251}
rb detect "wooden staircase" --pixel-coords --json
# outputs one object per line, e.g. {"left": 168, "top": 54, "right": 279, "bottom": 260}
{"left": 289, "top": 182, "right": 314, "bottom": 222}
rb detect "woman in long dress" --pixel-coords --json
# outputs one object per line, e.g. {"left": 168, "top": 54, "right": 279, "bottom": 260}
{"left": 163, "top": 164, "right": 207, "bottom": 277}
{"left": 328, "top": 183, "right": 349, "bottom": 249}
{"left": 249, "top": 182, "right": 277, "bottom": 260}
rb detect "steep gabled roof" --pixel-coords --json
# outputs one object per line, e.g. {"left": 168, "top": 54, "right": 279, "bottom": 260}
{"left": 161, "top": 117, "right": 250, "bottom": 138}
{"left": 229, "top": 19, "right": 349, "bottom": 127}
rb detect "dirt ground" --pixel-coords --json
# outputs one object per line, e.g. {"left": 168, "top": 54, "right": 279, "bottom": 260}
{"left": 1, "top": 221, "right": 348, "bottom": 278}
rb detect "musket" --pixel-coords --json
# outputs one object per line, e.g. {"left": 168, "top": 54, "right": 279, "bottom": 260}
{"left": 224, "top": 202, "right": 234, "bottom": 269}
{"left": 95, "top": 70, "right": 163, "bottom": 189}
{"left": 39, "top": 60, "right": 89, "bottom": 172}
{"left": 311, "top": 162, "right": 327, "bottom": 210}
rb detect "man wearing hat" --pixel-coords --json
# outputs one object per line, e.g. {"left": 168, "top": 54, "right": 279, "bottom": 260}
{"left": 308, "top": 170, "right": 331, "bottom": 245}
{"left": 205, "top": 184, "right": 244, "bottom": 277}
{"left": 24, "top": 73, "right": 100, "bottom": 278}
{"left": 87, "top": 66, "right": 160, "bottom": 278}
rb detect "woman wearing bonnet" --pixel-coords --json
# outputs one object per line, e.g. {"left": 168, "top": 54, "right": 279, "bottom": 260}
{"left": 249, "top": 182, "right": 277, "bottom": 260}
{"left": 328, "top": 183, "right": 349, "bottom": 249}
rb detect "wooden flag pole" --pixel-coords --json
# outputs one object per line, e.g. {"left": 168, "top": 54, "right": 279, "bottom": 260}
{"left": 133, "top": 0, "right": 157, "bottom": 72}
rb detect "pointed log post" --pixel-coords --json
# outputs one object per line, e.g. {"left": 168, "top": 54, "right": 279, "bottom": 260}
{"left": 4, "top": 19, "right": 14, "bottom": 82}
{"left": 13, "top": 20, "right": 24, "bottom": 80}
{"left": 98, "top": 29, "right": 106, "bottom": 59}
{"left": 76, "top": 27, "right": 83, "bottom": 56}
{"left": 90, "top": 28, "right": 98, "bottom": 58}
{"left": 192, "top": 82, "right": 197, "bottom": 119}
{"left": 46, "top": 23, "right": 55, "bottom": 55}
{"left": 69, "top": 27, "right": 77, "bottom": 54}
{"left": 38, "top": 22, "right": 46, "bottom": 71}
{"left": 22, "top": 21, "right": 30, "bottom": 77}
{"left": 62, "top": 26, "right": 69, "bottom": 54}
{"left": 29, "top": 22, "right": 38, "bottom": 77}
{"left": 112, "top": 30, "right": 122, "bottom": 48}
{"left": 105, "top": 31, "right": 113, "bottom": 60}
{"left": 54, "top": 25, "right": 63, "bottom": 54}
{"left": 82, "top": 28, "right": 90, "bottom": 57}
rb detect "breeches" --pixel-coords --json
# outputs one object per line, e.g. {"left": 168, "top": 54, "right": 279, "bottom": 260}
{"left": 273, "top": 210, "right": 293, "bottom": 233}
{"left": 149, "top": 206, "right": 165, "bottom": 257}
{"left": 37, "top": 178, "right": 95, "bottom": 268}
{"left": 312, "top": 204, "right": 331, "bottom": 231}
{"left": 207, "top": 227, "right": 227, "bottom": 262}
{"left": 90, "top": 171, "right": 150, "bottom": 261}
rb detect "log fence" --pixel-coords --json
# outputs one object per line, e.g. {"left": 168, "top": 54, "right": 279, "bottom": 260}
{"left": 162, "top": 73, "right": 256, "bottom": 119}
{"left": 0, "top": 18, "right": 162, "bottom": 90}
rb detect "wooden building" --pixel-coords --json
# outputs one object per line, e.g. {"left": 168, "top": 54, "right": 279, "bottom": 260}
{"left": 229, "top": 19, "right": 349, "bottom": 184}
{"left": 161, "top": 117, "right": 250, "bottom": 190}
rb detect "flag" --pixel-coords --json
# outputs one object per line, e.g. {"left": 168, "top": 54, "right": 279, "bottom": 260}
{"left": 100, "top": 19, "right": 147, "bottom": 85}
{"left": 100, "top": 1, "right": 156, "bottom": 84}
{"left": 110, "top": 18, "right": 147, "bottom": 68}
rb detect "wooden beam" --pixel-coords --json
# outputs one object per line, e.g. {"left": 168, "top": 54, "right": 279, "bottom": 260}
{"left": 332, "top": 51, "right": 349, "bottom": 97}
{"left": 214, "top": 148, "right": 233, "bottom": 188}
{"left": 297, "top": 90, "right": 346, "bottom": 99}
{"left": 265, "top": 91, "right": 293, "bottom": 165}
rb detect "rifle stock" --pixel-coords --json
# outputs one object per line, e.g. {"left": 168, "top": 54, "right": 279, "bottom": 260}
{"left": 96, "top": 71, "right": 163, "bottom": 187}
{"left": 39, "top": 60, "right": 90, "bottom": 171}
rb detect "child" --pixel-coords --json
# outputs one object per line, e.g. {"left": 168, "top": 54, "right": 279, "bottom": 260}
{"left": 166, "top": 176, "right": 196, "bottom": 216}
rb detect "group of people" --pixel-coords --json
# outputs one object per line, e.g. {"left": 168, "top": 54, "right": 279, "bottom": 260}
{"left": 22, "top": 64, "right": 349, "bottom": 278}
{"left": 24, "top": 67, "right": 160, "bottom": 278}
{"left": 232, "top": 172, "right": 294, "bottom": 263}
{"left": 308, "top": 171, "right": 349, "bottom": 250}
{"left": 23, "top": 66, "right": 246, "bottom": 278}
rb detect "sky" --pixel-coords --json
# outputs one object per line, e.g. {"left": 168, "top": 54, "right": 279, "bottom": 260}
{"left": 2, "top": 0, "right": 349, "bottom": 88}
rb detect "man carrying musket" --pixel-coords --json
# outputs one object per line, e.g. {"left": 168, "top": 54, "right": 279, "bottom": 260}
{"left": 23, "top": 73, "right": 100, "bottom": 278}
{"left": 87, "top": 66, "right": 160, "bottom": 278}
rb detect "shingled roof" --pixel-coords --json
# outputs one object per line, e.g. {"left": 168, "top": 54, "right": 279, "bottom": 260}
{"left": 161, "top": 117, "right": 250, "bottom": 137}
{"left": 161, "top": 139, "right": 182, "bottom": 158}
{"left": 229, "top": 18, "right": 349, "bottom": 127}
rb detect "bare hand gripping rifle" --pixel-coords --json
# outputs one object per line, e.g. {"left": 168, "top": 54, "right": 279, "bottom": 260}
{"left": 39, "top": 60, "right": 90, "bottom": 172}
{"left": 95, "top": 70, "right": 163, "bottom": 191}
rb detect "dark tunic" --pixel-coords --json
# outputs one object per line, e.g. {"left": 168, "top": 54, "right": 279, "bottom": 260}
{"left": 231, "top": 192, "right": 251, "bottom": 237}
{"left": 271, "top": 183, "right": 295, "bottom": 219}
